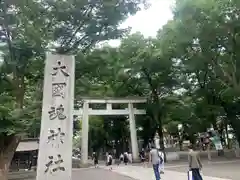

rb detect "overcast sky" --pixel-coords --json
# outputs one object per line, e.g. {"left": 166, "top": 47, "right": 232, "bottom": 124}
{"left": 107, "top": 0, "right": 174, "bottom": 46}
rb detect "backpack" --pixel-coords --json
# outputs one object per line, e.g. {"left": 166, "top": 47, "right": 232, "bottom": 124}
{"left": 124, "top": 153, "right": 128, "bottom": 160}
{"left": 158, "top": 151, "right": 164, "bottom": 164}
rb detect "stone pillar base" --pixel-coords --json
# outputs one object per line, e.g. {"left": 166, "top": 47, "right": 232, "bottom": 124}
{"left": 132, "top": 158, "right": 141, "bottom": 163}
{"left": 79, "top": 163, "right": 93, "bottom": 168}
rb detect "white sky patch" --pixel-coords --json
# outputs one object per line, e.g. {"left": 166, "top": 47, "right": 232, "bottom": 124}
{"left": 107, "top": 0, "right": 174, "bottom": 47}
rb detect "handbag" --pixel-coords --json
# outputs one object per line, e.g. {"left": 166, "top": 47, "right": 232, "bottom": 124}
{"left": 188, "top": 170, "right": 193, "bottom": 180}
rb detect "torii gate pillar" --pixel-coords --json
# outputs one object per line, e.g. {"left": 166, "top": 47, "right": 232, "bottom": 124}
{"left": 128, "top": 103, "right": 139, "bottom": 162}
{"left": 81, "top": 102, "right": 89, "bottom": 164}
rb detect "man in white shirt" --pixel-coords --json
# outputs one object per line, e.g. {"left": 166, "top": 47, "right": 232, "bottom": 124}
{"left": 149, "top": 145, "right": 161, "bottom": 180}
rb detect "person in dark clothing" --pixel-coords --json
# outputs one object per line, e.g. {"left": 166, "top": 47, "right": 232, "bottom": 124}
{"left": 118, "top": 153, "right": 124, "bottom": 165}
{"left": 107, "top": 152, "right": 113, "bottom": 170}
{"left": 188, "top": 145, "right": 203, "bottom": 180}
{"left": 92, "top": 152, "right": 99, "bottom": 168}
{"left": 139, "top": 149, "right": 146, "bottom": 167}
{"left": 123, "top": 152, "right": 128, "bottom": 165}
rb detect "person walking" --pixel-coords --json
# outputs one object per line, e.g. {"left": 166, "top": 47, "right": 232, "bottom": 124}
{"left": 188, "top": 145, "right": 203, "bottom": 180}
{"left": 158, "top": 149, "right": 164, "bottom": 174}
{"left": 139, "top": 148, "right": 146, "bottom": 167}
{"left": 92, "top": 152, "right": 99, "bottom": 168}
{"left": 149, "top": 145, "right": 161, "bottom": 180}
{"left": 119, "top": 153, "right": 124, "bottom": 165}
{"left": 123, "top": 152, "right": 129, "bottom": 165}
{"left": 107, "top": 152, "right": 113, "bottom": 170}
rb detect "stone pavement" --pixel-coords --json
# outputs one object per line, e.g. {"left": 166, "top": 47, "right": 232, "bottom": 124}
{"left": 72, "top": 168, "right": 136, "bottom": 180}
{"left": 164, "top": 160, "right": 240, "bottom": 180}
{"left": 9, "top": 160, "right": 239, "bottom": 180}
{"left": 9, "top": 168, "right": 137, "bottom": 180}
{"left": 101, "top": 165, "right": 232, "bottom": 180}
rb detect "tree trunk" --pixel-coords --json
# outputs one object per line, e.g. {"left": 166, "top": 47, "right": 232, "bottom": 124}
{"left": 207, "top": 143, "right": 212, "bottom": 161}
{"left": 223, "top": 104, "right": 240, "bottom": 144}
{"left": 154, "top": 112, "right": 166, "bottom": 162}
{"left": 142, "top": 67, "right": 164, "bottom": 149}
{"left": 0, "top": 161, "right": 8, "bottom": 180}
{"left": 0, "top": 135, "right": 20, "bottom": 180}
{"left": 157, "top": 127, "right": 164, "bottom": 151}
{"left": 224, "top": 122, "right": 230, "bottom": 149}
{"left": 152, "top": 110, "right": 164, "bottom": 151}
{"left": 230, "top": 118, "right": 240, "bottom": 145}
{"left": 221, "top": 102, "right": 240, "bottom": 157}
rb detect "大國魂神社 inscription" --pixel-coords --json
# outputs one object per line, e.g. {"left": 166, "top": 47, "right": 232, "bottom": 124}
{"left": 37, "top": 54, "right": 74, "bottom": 180}
{"left": 45, "top": 154, "right": 65, "bottom": 174}
{"left": 52, "top": 61, "right": 70, "bottom": 77}
{"left": 47, "top": 128, "right": 65, "bottom": 147}
{"left": 48, "top": 104, "right": 67, "bottom": 120}
{"left": 52, "top": 82, "right": 66, "bottom": 98}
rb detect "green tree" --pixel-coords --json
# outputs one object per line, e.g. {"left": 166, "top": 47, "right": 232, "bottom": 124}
{"left": 88, "top": 116, "right": 107, "bottom": 153}
{"left": 46, "top": 0, "right": 149, "bottom": 53}
{"left": 0, "top": 0, "right": 148, "bottom": 178}
{"left": 169, "top": 0, "right": 240, "bottom": 142}
{"left": 118, "top": 33, "right": 179, "bottom": 150}
{"left": 0, "top": 1, "right": 48, "bottom": 178}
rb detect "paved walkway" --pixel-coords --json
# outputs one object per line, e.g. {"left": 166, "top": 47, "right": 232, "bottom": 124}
{"left": 10, "top": 160, "right": 239, "bottom": 180}
{"left": 9, "top": 168, "right": 137, "bottom": 180}
{"left": 164, "top": 160, "right": 240, "bottom": 180}
{"left": 101, "top": 165, "right": 232, "bottom": 180}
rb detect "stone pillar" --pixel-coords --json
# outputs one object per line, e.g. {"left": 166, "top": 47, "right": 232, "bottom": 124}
{"left": 128, "top": 103, "right": 139, "bottom": 161}
{"left": 81, "top": 101, "right": 89, "bottom": 164}
{"left": 36, "top": 53, "right": 75, "bottom": 180}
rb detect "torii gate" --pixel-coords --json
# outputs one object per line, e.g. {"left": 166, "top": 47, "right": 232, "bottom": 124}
{"left": 73, "top": 97, "right": 147, "bottom": 164}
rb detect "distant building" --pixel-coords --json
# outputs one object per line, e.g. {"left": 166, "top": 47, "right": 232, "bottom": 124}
{"left": 10, "top": 138, "right": 39, "bottom": 171}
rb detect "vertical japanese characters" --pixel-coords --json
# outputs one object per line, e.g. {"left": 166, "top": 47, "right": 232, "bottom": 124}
{"left": 44, "top": 60, "right": 70, "bottom": 174}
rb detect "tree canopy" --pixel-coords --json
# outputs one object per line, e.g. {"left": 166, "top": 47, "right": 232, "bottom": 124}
{"left": 73, "top": 0, "right": 240, "bottom": 151}
{"left": 1, "top": 0, "right": 240, "bottom": 178}
{"left": 0, "top": 0, "right": 148, "bottom": 178}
